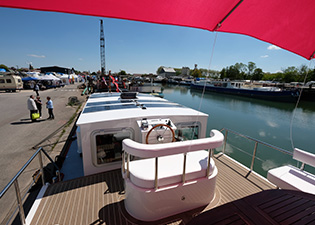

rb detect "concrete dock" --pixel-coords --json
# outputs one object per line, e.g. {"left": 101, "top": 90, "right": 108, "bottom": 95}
{"left": 0, "top": 84, "right": 86, "bottom": 223}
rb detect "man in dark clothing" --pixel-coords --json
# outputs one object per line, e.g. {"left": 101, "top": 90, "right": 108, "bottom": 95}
{"left": 35, "top": 96, "right": 42, "bottom": 118}
{"left": 34, "top": 83, "right": 40, "bottom": 96}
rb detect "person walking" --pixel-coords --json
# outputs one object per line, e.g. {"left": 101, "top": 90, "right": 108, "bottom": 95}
{"left": 46, "top": 96, "right": 54, "bottom": 120}
{"left": 34, "top": 83, "right": 40, "bottom": 96}
{"left": 27, "top": 95, "right": 38, "bottom": 122}
{"left": 35, "top": 96, "right": 42, "bottom": 118}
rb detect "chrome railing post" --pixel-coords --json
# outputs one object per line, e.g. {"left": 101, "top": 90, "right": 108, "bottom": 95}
{"left": 206, "top": 149, "right": 213, "bottom": 177}
{"left": 182, "top": 153, "right": 187, "bottom": 183}
{"left": 14, "top": 180, "right": 25, "bottom": 225}
{"left": 56, "top": 170, "right": 61, "bottom": 182}
{"left": 223, "top": 130, "right": 228, "bottom": 154}
{"left": 154, "top": 157, "right": 158, "bottom": 189}
{"left": 38, "top": 150, "right": 45, "bottom": 185}
{"left": 126, "top": 153, "right": 130, "bottom": 179}
{"left": 250, "top": 142, "right": 258, "bottom": 171}
{"left": 122, "top": 151, "right": 126, "bottom": 174}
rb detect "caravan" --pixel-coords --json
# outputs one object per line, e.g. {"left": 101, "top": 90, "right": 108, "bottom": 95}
{"left": 0, "top": 74, "right": 23, "bottom": 92}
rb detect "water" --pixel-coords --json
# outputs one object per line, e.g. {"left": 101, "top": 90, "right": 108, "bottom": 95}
{"left": 162, "top": 84, "right": 315, "bottom": 177}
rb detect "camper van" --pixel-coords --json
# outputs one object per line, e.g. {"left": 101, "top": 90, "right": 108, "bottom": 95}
{"left": 0, "top": 74, "right": 23, "bottom": 92}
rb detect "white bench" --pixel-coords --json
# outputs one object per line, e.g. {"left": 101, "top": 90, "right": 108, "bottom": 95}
{"left": 122, "top": 129, "right": 224, "bottom": 221}
{"left": 267, "top": 148, "right": 315, "bottom": 195}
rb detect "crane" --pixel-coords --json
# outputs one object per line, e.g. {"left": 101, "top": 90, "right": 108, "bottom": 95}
{"left": 100, "top": 20, "right": 106, "bottom": 76}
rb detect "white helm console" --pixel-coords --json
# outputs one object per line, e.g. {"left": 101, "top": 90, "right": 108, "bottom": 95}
{"left": 137, "top": 118, "right": 177, "bottom": 144}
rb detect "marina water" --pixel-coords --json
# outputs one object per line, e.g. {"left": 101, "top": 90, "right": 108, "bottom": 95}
{"left": 162, "top": 84, "right": 315, "bottom": 177}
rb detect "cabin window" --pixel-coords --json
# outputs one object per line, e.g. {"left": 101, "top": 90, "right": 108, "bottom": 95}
{"left": 94, "top": 130, "right": 132, "bottom": 165}
{"left": 6, "top": 79, "right": 12, "bottom": 83}
{"left": 175, "top": 122, "right": 200, "bottom": 141}
{"left": 0, "top": 79, "right": 4, "bottom": 83}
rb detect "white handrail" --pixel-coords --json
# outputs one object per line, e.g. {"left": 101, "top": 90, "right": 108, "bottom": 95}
{"left": 123, "top": 129, "right": 224, "bottom": 158}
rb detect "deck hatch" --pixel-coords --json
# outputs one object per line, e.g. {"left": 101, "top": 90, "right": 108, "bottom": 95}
{"left": 83, "top": 102, "right": 184, "bottom": 113}
{"left": 83, "top": 103, "right": 137, "bottom": 113}
{"left": 86, "top": 99, "right": 166, "bottom": 107}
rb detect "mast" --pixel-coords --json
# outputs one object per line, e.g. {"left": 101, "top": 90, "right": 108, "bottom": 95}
{"left": 100, "top": 20, "right": 106, "bottom": 77}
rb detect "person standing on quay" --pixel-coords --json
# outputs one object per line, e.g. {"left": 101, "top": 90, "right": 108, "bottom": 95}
{"left": 35, "top": 96, "right": 42, "bottom": 118}
{"left": 34, "top": 83, "right": 40, "bottom": 96}
{"left": 27, "top": 95, "right": 38, "bottom": 122}
{"left": 46, "top": 96, "right": 54, "bottom": 120}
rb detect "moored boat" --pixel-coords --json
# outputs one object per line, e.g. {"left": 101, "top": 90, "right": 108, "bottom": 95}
{"left": 191, "top": 80, "right": 300, "bottom": 102}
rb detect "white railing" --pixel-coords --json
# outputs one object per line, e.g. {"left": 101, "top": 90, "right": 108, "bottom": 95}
{"left": 220, "top": 128, "right": 293, "bottom": 173}
{"left": 0, "top": 147, "right": 60, "bottom": 225}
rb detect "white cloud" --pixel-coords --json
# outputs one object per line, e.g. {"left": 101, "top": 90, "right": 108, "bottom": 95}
{"left": 261, "top": 159, "right": 277, "bottom": 171}
{"left": 27, "top": 54, "right": 46, "bottom": 58}
{"left": 78, "top": 58, "right": 83, "bottom": 61}
{"left": 261, "top": 55, "right": 269, "bottom": 58}
{"left": 267, "top": 121, "right": 279, "bottom": 128}
{"left": 267, "top": 45, "right": 281, "bottom": 50}
{"left": 259, "top": 131, "right": 266, "bottom": 137}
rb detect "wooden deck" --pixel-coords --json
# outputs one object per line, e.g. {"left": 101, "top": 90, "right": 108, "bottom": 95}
{"left": 29, "top": 153, "right": 276, "bottom": 225}
{"left": 187, "top": 189, "right": 315, "bottom": 224}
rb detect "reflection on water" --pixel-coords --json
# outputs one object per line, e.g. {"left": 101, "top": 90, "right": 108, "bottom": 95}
{"left": 162, "top": 84, "right": 315, "bottom": 176}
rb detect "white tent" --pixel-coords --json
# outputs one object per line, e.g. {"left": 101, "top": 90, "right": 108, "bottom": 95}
{"left": 40, "top": 74, "right": 60, "bottom": 81}
{"left": 26, "top": 72, "right": 41, "bottom": 78}
{"left": 59, "top": 74, "right": 71, "bottom": 85}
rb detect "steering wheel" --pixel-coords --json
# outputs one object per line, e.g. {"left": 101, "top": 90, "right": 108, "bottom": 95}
{"left": 145, "top": 124, "right": 175, "bottom": 144}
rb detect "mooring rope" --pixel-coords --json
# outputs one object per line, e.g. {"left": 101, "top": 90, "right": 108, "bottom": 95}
{"left": 189, "top": 32, "right": 218, "bottom": 141}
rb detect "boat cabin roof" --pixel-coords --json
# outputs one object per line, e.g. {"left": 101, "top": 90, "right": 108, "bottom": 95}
{"left": 77, "top": 92, "right": 207, "bottom": 125}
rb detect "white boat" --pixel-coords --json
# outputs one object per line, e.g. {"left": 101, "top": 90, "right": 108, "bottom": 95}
{"left": 1, "top": 1, "right": 315, "bottom": 224}
{"left": 191, "top": 80, "right": 299, "bottom": 102}
{"left": 1, "top": 91, "right": 315, "bottom": 225}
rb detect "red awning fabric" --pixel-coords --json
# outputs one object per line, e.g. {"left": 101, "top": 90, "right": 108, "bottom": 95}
{"left": 1, "top": 0, "right": 314, "bottom": 59}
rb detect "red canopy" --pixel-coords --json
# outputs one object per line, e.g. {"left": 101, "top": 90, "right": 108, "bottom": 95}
{"left": 1, "top": 0, "right": 314, "bottom": 59}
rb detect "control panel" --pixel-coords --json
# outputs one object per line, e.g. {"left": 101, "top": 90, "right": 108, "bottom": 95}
{"left": 137, "top": 118, "right": 177, "bottom": 144}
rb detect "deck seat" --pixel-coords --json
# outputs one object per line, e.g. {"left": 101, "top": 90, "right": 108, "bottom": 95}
{"left": 267, "top": 148, "right": 315, "bottom": 195}
{"left": 129, "top": 150, "right": 215, "bottom": 189}
{"left": 122, "top": 129, "right": 224, "bottom": 221}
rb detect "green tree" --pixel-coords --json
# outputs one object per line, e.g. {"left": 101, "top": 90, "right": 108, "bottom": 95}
{"left": 282, "top": 66, "right": 298, "bottom": 82}
{"left": 157, "top": 66, "right": 164, "bottom": 74}
{"left": 252, "top": 68, "right": 264, "bottom": 81}
{"left": 297, "top": 64, "right": 309, "bottom": 83}
{"left": 235, "top": 62, "right": 247, "bottom": 79}
{"left": 225, "top": 65, "right": 241, "bottom": 80}
{"left": 220, "top": 68, "right": 227, "bottom": 79}
{"left": 118, "top": 70, "right": 127, "bottom": 75}
{"left": 307, "top": 68, "right": 315, "bottom": 82}
{"left": 191, "top": 69, "right": 202, "bottom": 78}
{"left": 0, "top": 64, "right": 9, "bottom": 71}
{"left": 247, "top": 62, "right": 257, "bottom": 79}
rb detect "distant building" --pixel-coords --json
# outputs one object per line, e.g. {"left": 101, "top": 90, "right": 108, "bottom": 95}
{"left": 158, "top": 67, "right": 176, "bottom": 78}
{"left": 40, "top": 66, "right": 73, "bottom": 74}
{"left": 181, "top": 67, "right": 190, "bottom": 76}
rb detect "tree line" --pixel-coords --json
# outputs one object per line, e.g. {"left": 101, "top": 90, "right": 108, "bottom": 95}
{"left": 157, "top": 62, "right": 315, "bottom": 83}
{"left": 219, "top": 62, "right": 315, "bottom": 83}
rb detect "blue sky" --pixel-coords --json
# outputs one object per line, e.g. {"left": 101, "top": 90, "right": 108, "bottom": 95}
{"left": 0, "top": 7, "right": 312, "bottom": 74}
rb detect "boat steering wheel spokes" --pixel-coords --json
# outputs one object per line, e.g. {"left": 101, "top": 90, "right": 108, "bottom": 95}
{"left": 145, "top": 124, "right": 175, "bottom": 144}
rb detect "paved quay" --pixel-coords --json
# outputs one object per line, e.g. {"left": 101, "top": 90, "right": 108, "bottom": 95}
{"left": 0, "top": 84, "right": 86, "bottom": 223}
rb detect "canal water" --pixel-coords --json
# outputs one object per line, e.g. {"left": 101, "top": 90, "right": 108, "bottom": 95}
{"left": 162, "top": 84, "right": 315, "bottom": 177}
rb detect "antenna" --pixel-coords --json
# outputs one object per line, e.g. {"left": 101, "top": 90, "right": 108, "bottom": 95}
{"left": 100, "top": 20, "right": 106, "bottom": 76}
